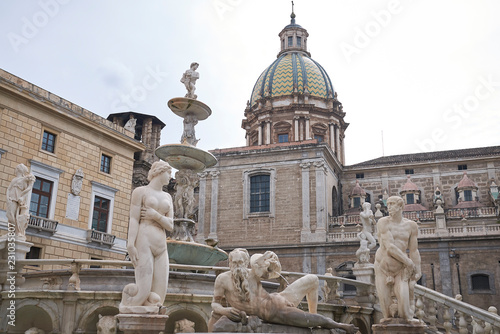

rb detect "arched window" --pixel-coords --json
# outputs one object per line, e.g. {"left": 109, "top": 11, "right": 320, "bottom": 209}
{"left": 467, "top": 271, "right": 495, "bottom": 295}
{"left": 243, "top": 169, "right": 276, "bottom": 219}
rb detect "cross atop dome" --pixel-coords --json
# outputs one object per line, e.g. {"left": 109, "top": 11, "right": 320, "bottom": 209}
{"left": 278, "top": 2, "right": 310, "bottom": 57}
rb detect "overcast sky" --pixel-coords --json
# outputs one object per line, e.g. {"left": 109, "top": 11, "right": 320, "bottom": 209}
{"left": 1, "top": 0, "right": 499, "bottom": 165}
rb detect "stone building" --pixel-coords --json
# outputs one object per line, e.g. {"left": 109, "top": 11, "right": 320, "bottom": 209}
{"left": 198, "top": 13, "right": 500, "bottom": 310}
{"left": 0, "top": 68, "right": 144, "bottom": 263}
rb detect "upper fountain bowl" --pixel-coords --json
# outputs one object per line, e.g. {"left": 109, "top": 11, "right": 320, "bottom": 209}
{"left": 168, "top": 97, "right": 211, "bottom": 120}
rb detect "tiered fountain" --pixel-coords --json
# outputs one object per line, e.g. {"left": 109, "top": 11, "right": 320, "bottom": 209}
{"left": 156, "top": 62, "right": 227, "bottom": 266}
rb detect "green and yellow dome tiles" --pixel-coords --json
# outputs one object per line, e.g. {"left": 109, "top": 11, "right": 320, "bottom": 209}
{"left": 250, "top": 52, "right": 335, "bottom": 107}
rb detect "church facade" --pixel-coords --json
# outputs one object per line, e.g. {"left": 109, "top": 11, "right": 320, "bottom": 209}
{"left": 198, "top": 13, "right": 500, "bottom": 310}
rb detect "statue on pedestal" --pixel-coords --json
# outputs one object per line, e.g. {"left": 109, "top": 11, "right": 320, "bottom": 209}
{"left": 6, "top": 163, "right": 36, "bottom": 241}
{"left": 180, "top": 62, "right": 199, "bottom": 99}
{"left": 120, "top": 161, "right": 174, "bottom": 314}
{"left": 209, "top": 248, "right": 358, "bottom": 333}
{"left": 374, "top": 196, "right": 421, "bottom": 323}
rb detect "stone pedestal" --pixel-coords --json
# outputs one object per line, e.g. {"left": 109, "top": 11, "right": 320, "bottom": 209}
{"left": 353, "top": 264, "right": 376, "bottom": 307}
{"left": 0, "top": 237, "right": 33, "bottom": 289}
{"left": 116, "top": 314, "right": 169, "bottom": 334}
{"left": 372, "top": 319, "right": 426, "bottom": 334}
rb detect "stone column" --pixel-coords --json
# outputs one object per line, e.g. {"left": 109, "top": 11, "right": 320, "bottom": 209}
{"left": 438, "top": 241, "right": 453, "bottom": 297}
{"left": 257, "top": 123, "right": 262, "bottom": 146}
{"left": 208, "top": 171, "right": 220, "bottom": 240}
{"left": 435, "top": 200, "right": 448, "bottom": 237}
{"left": 266, "top": 121, "right": 271, "bottom": 144}
{"left": 300, "top": 162, "right": 311, "bottom": 235}
{"left": 314, "top": 161, "right": 327, "bottom": 235}
{"left": 196, "top": 172, "right": 208, "bottom": 243}
{"left": 294, "top": 117, "right": 299, "bottom": 142}
{"left": 329, "top": 122, "right": 335, "bottom": 151}
{"left": 335, "top": 124, "right": 341, "bottom": 160}
{"left": 246, "top": 132, "right": 250, "bottom": 146}
{"left": 305, "top": 117, "right": 310, "bottom": 140}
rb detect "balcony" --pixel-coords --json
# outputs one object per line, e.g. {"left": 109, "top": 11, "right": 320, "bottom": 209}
{"left": 28, "top": 215, "right": 58, "bottom": 234}
{"left": 86, "top": 229, "right": 116, "bottom": 246}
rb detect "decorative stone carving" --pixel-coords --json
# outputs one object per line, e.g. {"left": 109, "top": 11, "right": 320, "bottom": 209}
{"left": 374, "top": 196, "right": 422, "bottom": 323}
{"left": 174, "top": 319, "right": 195, "bottom": 333}
{"left": 209, "top": 248, "right": 357, "bottom": 333}
{"left": 358, "top": 202, "right": 377, "bottom": 252}
{"left": 96, "top": 315, "right": 117, "bottom": 334}
{"left": 124, "top": 115, "right": 137, "bottom": 134}
{"left": 120, "top": 161, "right": 174, "bottom": 314}
{"left": 181, "top": 113, "right": 199, "bottom": 146}
{"left": 180, "top": 62, "right": 199, "bottom": 99}
{"left": 25, "top": 328, "right": 45, "bottom": 334}
{"left": 174, "top": 169, "right": 199, "bottom": 219}
{"left": 71, "top": 168, "right": 84, "bottom": 196}
{"left": 322, "top": 267, "right": 341, "bottom": 302}
{"left": 6, "top": 163, "right": 36, "bottom": 241}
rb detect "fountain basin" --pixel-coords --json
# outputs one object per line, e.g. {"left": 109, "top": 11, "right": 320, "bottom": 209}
{"left": 155, "top": 144, "right": 217, "bottom": 171}
{"left": 167, "top": 240, "right": 227, "bottom": 266}
{"left": 168, "top": 97, "right": 212, "bottom": 120}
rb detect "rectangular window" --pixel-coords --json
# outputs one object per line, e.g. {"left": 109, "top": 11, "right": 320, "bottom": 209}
{"left": 405, "top": 169, "right": 414, "bottom": 175}
{"left": 406, "top": 193, "right": 415, "bottom": 204}
{"left": 314, "top": 135, "right": 324, "bottom": 143}
{"left": 296, "top": 36, "right": 301, "bottom": 47}
{"left": 250, "top": 175, "right": 270, "bottom": 213}
{"left": 41, "top": 131, "right": 56, "bottom": 153}
{"left": 100, "top": 154, "right": 111, "bottom": 174}
{"left": 458, "top": 164, "right": 467, "bottom": 170}
{"left": 464, "top": 190, "right": 473, "bottom": 201}
{"left": 356, "top": 173, "right": 364, "bottom": 179}
{"left": 353, "top": 197, "right": 361, "bottom": 208}
{"left": 90, "top": 257, "right": 102, "bottom": 269}
{"left": 471, "top": 274, "right": 490, "bottom": 290}
{"left": 29, "top": 178, "right": 53, "bottom": 218}
{"left": 278, "top": 133, "right": 289, "bottom": 143}
{"left": 26, "top": 246, "right": 42, "bottom": 267}
{"left": 92, "top": 196, "right": 110, "bottom": 232}
{"left": 288, "top": 36, "right": 293, "bottom": 47}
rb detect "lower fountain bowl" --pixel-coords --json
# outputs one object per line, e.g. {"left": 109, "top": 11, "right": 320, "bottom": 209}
{"left": 167, "top": 240, "right": 228, "bottom": 266}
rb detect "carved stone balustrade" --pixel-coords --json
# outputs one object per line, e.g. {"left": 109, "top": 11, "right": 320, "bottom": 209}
{"left": 86, "top": 229, "right": 116, "bottom": 246}
{"left": 28, "top": 215, "right": 58, "bottom": 234}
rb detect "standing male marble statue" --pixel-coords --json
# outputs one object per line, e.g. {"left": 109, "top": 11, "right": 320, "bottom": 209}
{"left": 6, "top": 163, "right": 36, "bottom": 241}
{"left": 209, "top": 248, "right": 357, "bottom": 333}
{"left": 180, "top": 62, "right": 199, "bottom": 99}
{"left": 374, "top": 196, "right": 421, "bottom": 322}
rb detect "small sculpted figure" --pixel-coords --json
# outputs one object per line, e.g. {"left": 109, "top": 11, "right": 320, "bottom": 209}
{"left": 120, "top": 161, "right": 174, "bottom": 313}
{"left": 356, "top": 233, "right": 371, "bottom": 264}
{"left": 124, "top": 115, "right": 137, "bottom": 133}
{"left": 374, "top": 196, "right": 421, "bottom": 323}
{"left": 209, "top": 248, "right": 358, "bottom": 333}
{"left": 25, "top": 328, "right": 45, "bottom": 334}
{"left": 181, "top": 113, "right": 199, "bottom": 146}
{"left": 174, "top": 319, "right": 196, "bottom": 333}
{"left": 322, "top": 267, "right": 341, "bottom": 302}
{"left": 174, "top": 169, "right": 198, "bottom": 219}
{"left": 6, "top": 163, "right": 36, "bottom": 241}
{"left": 71, "top": 168, "right": 84, "bottom": 196}
{"left": 180, "top": 62, "right": 199, "bottom": 99}
{"left": 359, "top": 202, "right": 377, "bottom": 250}
{"left": 96, "top": 315, "right": 117, "bottom": 334}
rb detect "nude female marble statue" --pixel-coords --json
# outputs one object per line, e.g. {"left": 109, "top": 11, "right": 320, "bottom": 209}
{"left": 6, "top": 163, "right": 36, "bottom": 241}
{"left": 209, "top": 249, "right": 357, "bottom": 333}
{"left": 120, "top": 161, "right": 174, "bottom": 313}
{"left": 374, "top": 196, "right": 421, "bottom": 322}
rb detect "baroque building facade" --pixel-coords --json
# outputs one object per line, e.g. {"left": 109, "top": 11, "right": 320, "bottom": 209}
{"left": 198, "top": 13, "right": 500, "bottom": 310}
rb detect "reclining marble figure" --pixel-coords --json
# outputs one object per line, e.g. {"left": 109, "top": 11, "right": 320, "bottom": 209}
{"left": 208, "top": 248, "right": 358, "bottom": 333}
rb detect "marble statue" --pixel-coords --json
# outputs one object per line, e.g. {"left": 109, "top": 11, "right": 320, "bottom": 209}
{"left": 124, "top": 115, "right": 137, "bottom": 133}
{"left": 322, "top": 267, "right": 341, "bottom": 302}
{"left": 209, "top": 248, "right": 358, "bottom": 333}
{"left": 120, "top": 161, "right": 174, "bottom": 314}
{"left": 71, "top": 168, "right": 84, "bottom": 196}
{"left": 180, "top": 62, "right": 199, "bottom": 99}
{"left": 359, "top": 202, "right": 377, "bottom": 250}
{"left": 96, "top": 315, "right": 117, "bottom": 334}
{"left": 25, "top": 328, "right": 45, "bottom": 334}
{"left": 6, "top": 163, "right": 36, "bottom": 241}
{"left": 374, "top": 196, "right": 421, "bottom": 323}
{"left": 174, "top": 169, "right": 198, "bottom": 219}
{"left": 356, "top": 233, "right": 371, "bottom": 264}
{"left": 181, "top": 113, "right": 199, "bottom": 146}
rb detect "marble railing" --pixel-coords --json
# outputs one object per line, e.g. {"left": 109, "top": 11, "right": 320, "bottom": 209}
{"left": 28, "top": 215, "right": 58, "bottom": 234}
{"left": 403, "top": 210, "right": 435, "bottom": 221}
{"left": 86, "top": 229, "right": 116, "bottom": 246}
{"left": 446, "top": 206, "right": 497, "bottom": 219}
{"left": 327, "top": 223, "right": 500, "bottom": 242}
{"left": 414, "top": 285, "right": 500, "bottom": 333}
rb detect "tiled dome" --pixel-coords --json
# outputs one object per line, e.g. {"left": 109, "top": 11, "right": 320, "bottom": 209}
{"left": 249, "top": 52, "right": 335, "bottom": 107}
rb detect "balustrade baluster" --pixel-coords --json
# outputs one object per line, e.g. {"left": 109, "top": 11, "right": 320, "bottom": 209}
{"left": 457, "top": 310, "right": 468, "bottom": 334}
{"left": 443, "top": 306, "right": 452, "bottom": 334}
{"left": 416, "top": 296, "right": 425, "bottom": 323}
{"left": 427, "top": 300, "right": 438, "bottom": 331}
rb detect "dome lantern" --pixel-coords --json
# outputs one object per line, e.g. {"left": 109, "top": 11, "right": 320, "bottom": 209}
{"left": 278, "top": 4, "right": 310, "bottom": 57}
